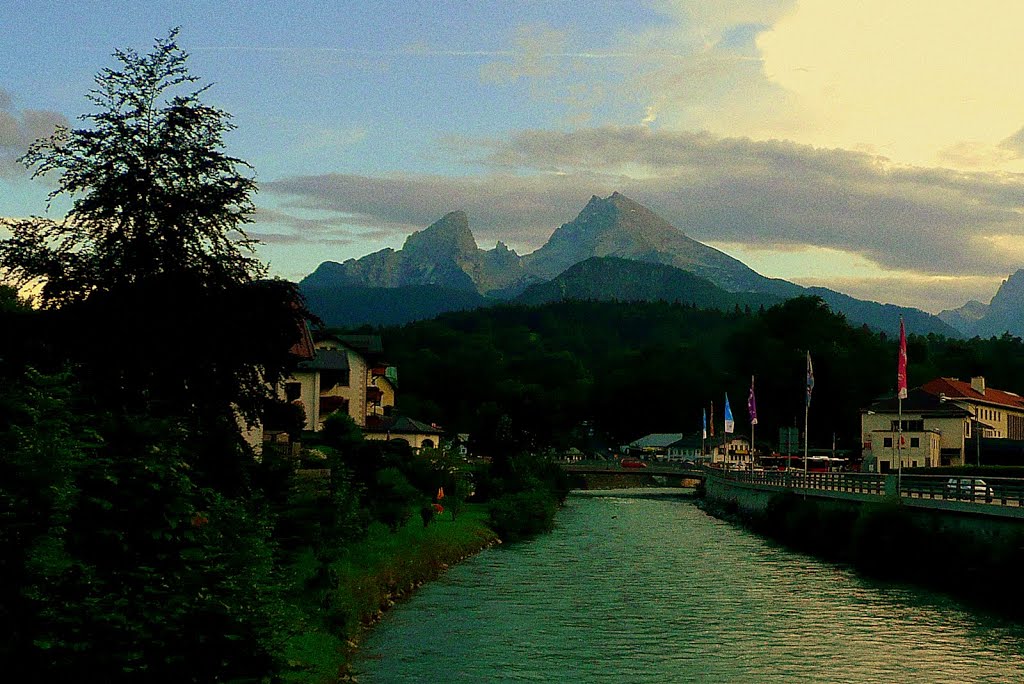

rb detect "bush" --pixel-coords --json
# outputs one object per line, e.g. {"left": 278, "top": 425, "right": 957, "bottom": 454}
{"left": 487, "top": 489, "right": 558, "bottom": 542}
{"left": 372, "top": 468, "right": 421, "bottom": 532}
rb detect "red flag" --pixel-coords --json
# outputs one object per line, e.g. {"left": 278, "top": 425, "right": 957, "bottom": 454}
{"left": 897, "top": 316, "right": 908, "bottom": 399}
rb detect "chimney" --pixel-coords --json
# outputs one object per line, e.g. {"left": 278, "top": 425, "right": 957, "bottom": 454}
{"left": 971, "top": 376, "right": 986, "bottom": 395}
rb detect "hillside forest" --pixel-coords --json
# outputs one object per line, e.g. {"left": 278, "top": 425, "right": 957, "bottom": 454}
{"left": 376, "top": 297, "right": 1024, "bottom": 456}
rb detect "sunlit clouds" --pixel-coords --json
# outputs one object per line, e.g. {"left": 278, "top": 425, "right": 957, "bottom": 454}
{"left": 5, "top": 1, "right": 1024, "bottom": 313}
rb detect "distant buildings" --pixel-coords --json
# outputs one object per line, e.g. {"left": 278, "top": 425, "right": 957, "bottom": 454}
{"left": 625, "top": 432, "right": 751, "bottom": 466}
{"left": 860, "top": 376, "right": 1024, "bottom": 471}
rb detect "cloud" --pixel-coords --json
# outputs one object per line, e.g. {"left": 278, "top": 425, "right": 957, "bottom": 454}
{"left": 0, "top": 88, "right": 69, "bottom": 178}
{"left": 999, "top": 127, "right": 1024, "bottom": 158}
{"left": 265, "top": 126, "right": 1024, "bottom": 279}
{"left": 263, "top": 171, "right": 619, "bottom": 252}
{"left": 793, "top": 274, "right": 1005, "bottom": 316}
{"left": 756, "top": 1, "right": 1024, "bottom": 170}
{"left": 251, "top": 207, "right": 393, "bottom": 246}
{"left": 479, "top": 24, "right": 569, "bottom": 85}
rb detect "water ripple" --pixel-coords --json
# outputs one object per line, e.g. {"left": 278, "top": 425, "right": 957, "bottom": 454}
{"left": 357, "top": 491, "right": 1024, "bottom": 683}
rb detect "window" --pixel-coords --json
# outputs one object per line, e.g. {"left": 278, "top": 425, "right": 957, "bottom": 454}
{"left": 285, "top": 382, "right": 301, "bottom": 402}
{"left": 883, "top": 437, "right": 893, "bottom": 447}
{"left": 320, "top": 369, "right": 350, "bottom": 390}
{"left": 891, "top": 419, "right": 924, "bottom": 432}
{"left": 910, "top": 437, "right": 920, "bottom": 448}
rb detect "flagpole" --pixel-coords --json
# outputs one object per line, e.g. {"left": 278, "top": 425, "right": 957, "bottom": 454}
{"left": 751, "top": 420, "right": 755, "bottom": 473}
{"left": 701, "top": 408, "right": 706, "bottom": 464}
{"left": 750, "top": 375, "right": 756, "bottom": 473}
{"left": 804, "top": 351, "right": 811, "bottom": 476}
{"left": 897, "top": 315, "right": 907, "bottom": 496}
{"left": 897, "top": 391, "right": 903, "bottom": 489}
{"left": 803, "top": 397, "right": 809, "bottom": 475}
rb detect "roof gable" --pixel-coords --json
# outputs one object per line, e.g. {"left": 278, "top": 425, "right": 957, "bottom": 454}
{"left": 630, "top": 433, "right": 684, "bottom": 448}
{"left": 868, "top": 387, "right": 970, "bottom": 416}
{"left": 298, "top": 348, "right": 350, "bottom": 371}
{"left": 921, "top": 377, "right": 1024, "bottom": 411}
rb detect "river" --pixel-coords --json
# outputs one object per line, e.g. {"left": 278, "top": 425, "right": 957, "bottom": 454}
{"left": 356, "top": 490, "right": 1024, "bottom": 683}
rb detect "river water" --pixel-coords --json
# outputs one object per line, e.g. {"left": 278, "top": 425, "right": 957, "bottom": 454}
{"left": 356, "top": 490, "right": 1024, "bottom": 683}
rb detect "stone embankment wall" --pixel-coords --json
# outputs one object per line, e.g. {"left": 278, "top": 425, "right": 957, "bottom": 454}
{"left": 701, "top": 473, "right": 1024, "bottom": 615}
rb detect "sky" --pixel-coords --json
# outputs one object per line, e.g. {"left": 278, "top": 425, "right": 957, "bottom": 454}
{"left": 3, "top": 0, "right": 1024, "bottom": 314}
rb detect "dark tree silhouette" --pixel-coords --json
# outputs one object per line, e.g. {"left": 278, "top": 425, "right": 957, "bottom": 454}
{"left": 0, "top": 28, "right": 307, "bottom": 433}
{"left": 1, "top": 27, "right": 261, "bottom": 302}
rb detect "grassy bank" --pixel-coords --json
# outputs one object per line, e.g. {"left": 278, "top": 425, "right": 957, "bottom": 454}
{"left": 282, "top": 505, "right": 498, "bottom": 682}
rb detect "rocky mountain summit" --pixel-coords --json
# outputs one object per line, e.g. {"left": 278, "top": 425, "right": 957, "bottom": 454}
{"left": 978, "top": 270, "right": 1024, "bottom": 337}
{"left": 521, "top": 192, "right": 798, "bottom": 297}
{"left": 301, "top": 210, "right": 529, "bottom": 295}
{"left": 936, "top": 270, "right": 1024, "bottom": 338}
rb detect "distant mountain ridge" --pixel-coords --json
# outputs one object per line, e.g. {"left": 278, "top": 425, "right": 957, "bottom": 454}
{"left": 514, "top": 256, "right": 781, "bottom": 311}
{"left": 299, "top": 192, "right": 959, "bottom": 336}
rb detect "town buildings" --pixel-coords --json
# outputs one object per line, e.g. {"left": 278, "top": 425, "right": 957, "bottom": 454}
{"left": 860, "top": 376, "right": 1024, "bottom": 471}
{"left": 281, "top": 330, "right": 443, "bottom": 452}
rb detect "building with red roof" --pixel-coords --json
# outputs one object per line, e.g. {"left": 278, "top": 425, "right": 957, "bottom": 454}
{"left": 860, "top": 376, "right": 1024, "bottom": 471}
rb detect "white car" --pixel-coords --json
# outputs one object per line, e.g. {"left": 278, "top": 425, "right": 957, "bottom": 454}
{"left": 946, "top": 478, "right": 994, "bottom": 502}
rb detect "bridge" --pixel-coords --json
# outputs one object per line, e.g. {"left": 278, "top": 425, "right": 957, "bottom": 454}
{"left": 558, "top": 461, "right": 705, "bottom": 480}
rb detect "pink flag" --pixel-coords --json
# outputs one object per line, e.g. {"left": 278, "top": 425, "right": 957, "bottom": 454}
{"left": 748, "top": 375, "right": 758, "bottom": 426}
{"left": 897, "top": 316, "right": 908, "bottom": 399}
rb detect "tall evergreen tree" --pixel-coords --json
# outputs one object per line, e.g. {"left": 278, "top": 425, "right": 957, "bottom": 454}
{"left": 1, "top": 27, "right": 260, "bottom": 301}
{"left": 0, "top": 28, "right": 306, "bottom": 437}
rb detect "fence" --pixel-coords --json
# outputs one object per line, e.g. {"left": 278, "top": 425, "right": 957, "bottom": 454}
{"left": 713, "top": 467, "right": 1024, "bottom": 509}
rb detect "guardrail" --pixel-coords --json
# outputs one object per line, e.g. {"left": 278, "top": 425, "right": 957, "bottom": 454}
{"left": 712, "top": 468, "right": 1024, "bottom": 509}
{"left": 900, "top": 474, "right": 1024, "bottom": 508}
{"left": 722, "top": 469, "right": 886, "bottom": 496}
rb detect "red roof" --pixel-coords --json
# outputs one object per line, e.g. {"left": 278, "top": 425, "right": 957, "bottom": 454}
{"left": 289, "top": 320, "right": 316, "bottom": 360}
{"left": 921, "top": 377, "right": 1024, "bottom": 410}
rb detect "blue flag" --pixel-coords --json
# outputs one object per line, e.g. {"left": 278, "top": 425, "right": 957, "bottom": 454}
{"left": 702, "top": 408, "right": 707, "bottom": 439}
{"left": 724, "top": 394, "right": 735, "bottom": 434}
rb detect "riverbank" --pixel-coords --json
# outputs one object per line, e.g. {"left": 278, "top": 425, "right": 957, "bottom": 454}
{"left": 282, "top": 505, "right": 499, "bottom": 683}
{"left": 698, "top": 486, "right": 1024, "bottom": 617}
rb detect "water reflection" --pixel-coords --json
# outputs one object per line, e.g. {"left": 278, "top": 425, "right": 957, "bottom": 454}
{"left": 357, "top": 490, "right": 1024, "bottom": 683}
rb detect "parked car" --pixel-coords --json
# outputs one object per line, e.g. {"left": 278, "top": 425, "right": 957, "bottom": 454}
{"left": 620, "top": 459, "right": 648, "bottom": 469}
{"left": 946, "top": 478, "right": 994, "bottom": 502}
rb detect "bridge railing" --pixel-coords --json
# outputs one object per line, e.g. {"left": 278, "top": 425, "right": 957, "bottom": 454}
{"left": 713, "top": 467, "right": 1024, "bottom": 508}
{"left": 899, "top": 474, "right": 1024, "bottom": 508}
{"left": 720, "top": 469, "right": 886, "bottom": 495}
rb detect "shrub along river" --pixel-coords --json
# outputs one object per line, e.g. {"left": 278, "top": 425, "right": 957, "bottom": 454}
{"left": 356, "top": 490, "right": 1024, "bottom": 683}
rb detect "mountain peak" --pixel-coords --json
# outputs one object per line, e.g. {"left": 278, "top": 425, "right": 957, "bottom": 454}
{"left": 402, "top": 210, "right": 478, "bottom": 255}
{"left": 987, "top": 269, "right": 1024, "bottom": 313}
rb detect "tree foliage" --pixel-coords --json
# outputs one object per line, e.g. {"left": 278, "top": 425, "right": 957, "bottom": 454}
{"left": 378, "top": 297, "right": 1024, "bottom": 455}
{"left": 0, "top": 29, "right": 307, "bottom": 438}
{"left": 0, "top": 31, "right": 311, "bottom": 680}
{"left": 1, "top": 27, "right": 260, "bottom": 303}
